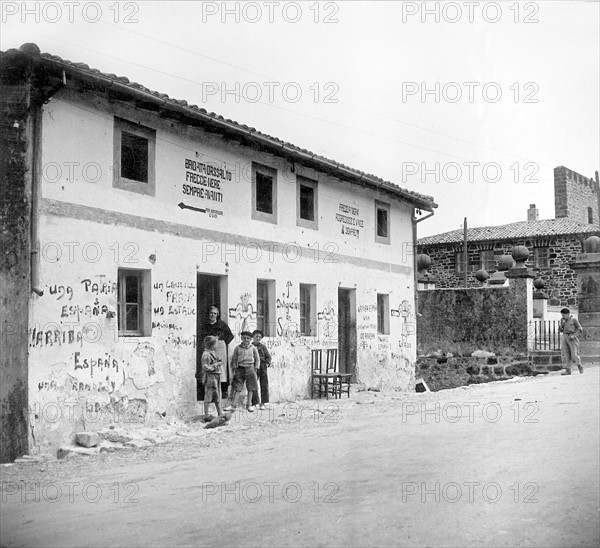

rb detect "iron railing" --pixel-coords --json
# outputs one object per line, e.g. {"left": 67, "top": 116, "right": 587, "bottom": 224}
{"left": 533, "top": 320, "right": 561, "bottom": 351}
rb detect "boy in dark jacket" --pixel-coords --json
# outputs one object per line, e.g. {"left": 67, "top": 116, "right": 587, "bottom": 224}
{"left": 251, "top": 329, "right": 272, "bottom": 410}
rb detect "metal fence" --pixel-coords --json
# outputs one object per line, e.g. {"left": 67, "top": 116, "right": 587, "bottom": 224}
{"left": 533, "top": 320, "right": 561, "bottom": 351}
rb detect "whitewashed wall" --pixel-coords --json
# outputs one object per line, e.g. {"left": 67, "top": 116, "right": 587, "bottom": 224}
{"left": 28, "top": 89, "right": 418, "bottom": 453}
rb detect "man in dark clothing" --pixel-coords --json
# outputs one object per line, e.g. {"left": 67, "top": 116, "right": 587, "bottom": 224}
{"left": 251, "top": 329, "right": 272, "bottom": 410}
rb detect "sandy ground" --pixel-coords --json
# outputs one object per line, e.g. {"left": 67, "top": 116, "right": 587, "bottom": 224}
{"left": 1, "top": 365, "right": 599, "bottom": 548}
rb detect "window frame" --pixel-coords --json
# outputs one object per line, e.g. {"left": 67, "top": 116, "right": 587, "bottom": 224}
{"left": 480, "top": 250, "right": 497, "bottom": 273}
{"left": 455, "top": 251, "right": 475, "bottom": 274}
{"left": 377, "top": 293, "right": 390, "bottom": 335}
{"left": 256, "top": 279, "right": 276, "bottom": 337}
{"left": 117, "top": 268, "right": 152, "bottom": 337}
{"left": 113, "top": 117, "right": 156, "bottom": 197}
{"left": 296, "top": 176, "right": 318, "bottom": 230}
{"left": 299, "top": 283, "right": 316, "bottom": 336}
{"left": 533, "top": 247, "right": 550, "bottom": 269}
{"left": 374, "top": 200, "right": 390, "bottom": 245}
{"left": 251, "top": 162, "right": 277, "bottom": 224}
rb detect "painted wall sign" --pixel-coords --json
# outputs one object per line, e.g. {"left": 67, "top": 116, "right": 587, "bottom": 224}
{"left": 336, "top": 203, "right": 364, "bottom": 238}
{"left": 181, "top": 158, "right": 230, "bottom": 217}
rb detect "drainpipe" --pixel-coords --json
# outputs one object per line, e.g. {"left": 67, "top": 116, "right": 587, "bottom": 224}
{"left": 30, "top": 70, "right": 66, "bottom": 297}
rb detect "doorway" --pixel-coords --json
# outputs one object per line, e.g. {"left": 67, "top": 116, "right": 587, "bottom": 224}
{"left": 338, "top": 288, "right": 357, "bottom": 381}
{"left": 196, "top": 273, "right": 228, "bottom": 399}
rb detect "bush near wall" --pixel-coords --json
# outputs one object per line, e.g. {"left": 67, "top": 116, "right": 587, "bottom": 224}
{"left": 417, "top": 284, "right": 528, "bottom": 357}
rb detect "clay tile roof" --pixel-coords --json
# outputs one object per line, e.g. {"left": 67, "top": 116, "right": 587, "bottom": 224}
{"left": 418, "top": 218, "right": 600, "bottom": 246}
{"left": 1, "top": 44, "right": 437, "bottom": 211}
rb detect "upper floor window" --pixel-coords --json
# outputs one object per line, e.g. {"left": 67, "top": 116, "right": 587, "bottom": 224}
{"left": 533, "top": 247, "right": 550, "bottom": 269}
{"left": 455, "top": 251, "right": 475, "bottom": 274}
{"left": 375, "top": 200, "right": 390, "bottom": 244}
{"left": 589, "top": 207, "right": 594, "bottom": 224}
{"left": 480, "top": 250, "right": 497, "bottom": 272}
{"left": 113, "top": 117, "right": 156, "bottom": 196}
{"left": 297, "top": 176, "right": 318, "bottom": 230}
{"left": 252, "top": 163, "right": 277, "bottom": 223}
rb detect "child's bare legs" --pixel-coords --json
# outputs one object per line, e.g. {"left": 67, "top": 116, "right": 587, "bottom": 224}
{"left": 247, "top": 390, "right": 255, "bottom": 411}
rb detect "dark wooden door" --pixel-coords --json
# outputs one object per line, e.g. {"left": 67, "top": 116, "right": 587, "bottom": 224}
{"left": 338, "top": 288, "right": 357, "bottom": 381}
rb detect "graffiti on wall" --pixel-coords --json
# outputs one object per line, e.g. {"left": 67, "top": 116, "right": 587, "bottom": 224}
{"left": 392, "top": 300, "right": 414, "bottom": 348}
{"left": 229, "top": 293, "right": 256, "bottom": 332}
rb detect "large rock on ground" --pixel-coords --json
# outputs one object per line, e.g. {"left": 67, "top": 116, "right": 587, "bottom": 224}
{"left": 75, "top": 432, "right": 102, "bottom": 448}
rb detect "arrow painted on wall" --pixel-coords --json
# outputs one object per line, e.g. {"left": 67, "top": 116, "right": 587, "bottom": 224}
{"left": 178, "top": 202, "right": 206, "bottom": 213}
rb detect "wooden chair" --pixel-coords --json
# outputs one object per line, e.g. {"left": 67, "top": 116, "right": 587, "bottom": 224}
{"left": 326, "top": 348, "right": 351, "bottom": 398}
{"left": 311, "top": 349, "right": 336, "bottom": 399}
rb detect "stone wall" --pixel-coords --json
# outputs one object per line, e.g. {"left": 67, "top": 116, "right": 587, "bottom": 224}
{"left": 417, "top": 281, "right": 529, "bottom": 356}
{"left": 0, "top": 55, "right": 32, "bottom": 462}
{"left": 420, "top": 234, "right": 594, "bottom": 307}
{"left": 554, "top": 166, "right": 600, "bottom": 227}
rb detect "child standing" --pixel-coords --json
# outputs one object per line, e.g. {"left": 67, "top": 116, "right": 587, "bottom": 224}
{"left": 226, "top": 331, "right": 260, "bottom": 412}
{"left": 201, "top": 335, "right": 224, "bottom": 418}
{"left": 251, "top": 329, "right": 272, "bottom": 410}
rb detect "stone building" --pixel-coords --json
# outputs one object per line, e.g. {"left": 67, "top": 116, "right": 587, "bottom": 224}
{"left": 417, "top": 167, "right": 600, "bottom": 308}
{"left": 0, "top": 44, "right": 436, "bottom": 461}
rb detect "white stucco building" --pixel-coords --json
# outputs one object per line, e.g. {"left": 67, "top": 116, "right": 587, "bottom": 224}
{"left": 0, "top": 43, "right": 437, "bottom": 459}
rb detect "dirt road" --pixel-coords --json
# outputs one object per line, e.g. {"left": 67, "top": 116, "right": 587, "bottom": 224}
{"left": 2, "top": 366, "right": 599, "bottom": 548}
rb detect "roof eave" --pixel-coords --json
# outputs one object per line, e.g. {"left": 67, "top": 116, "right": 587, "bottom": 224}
{"left": 41, "top": 55, "right": 437, "bottom": 212}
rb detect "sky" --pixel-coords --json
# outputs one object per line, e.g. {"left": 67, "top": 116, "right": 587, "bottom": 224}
{"left": 2, "top": 0, "right": 599, "bottom": 237}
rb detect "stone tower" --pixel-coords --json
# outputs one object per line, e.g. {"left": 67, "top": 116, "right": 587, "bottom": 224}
{"left": 554, "top": 166, "right": 600, "bottom": 227}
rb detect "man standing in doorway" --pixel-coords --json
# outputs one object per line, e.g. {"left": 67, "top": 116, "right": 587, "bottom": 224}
{"left": 559, "top": 307, "right": 584, "bottom": 375}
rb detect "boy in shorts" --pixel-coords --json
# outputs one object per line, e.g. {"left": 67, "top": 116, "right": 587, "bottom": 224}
{"left": 226, "top": 331, "right": 260, "bottom": 412}
{"left": 201, "top": 335, "right": 224, "bottom": 418}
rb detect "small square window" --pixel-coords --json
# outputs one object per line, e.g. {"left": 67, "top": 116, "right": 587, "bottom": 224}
{"left": 299, "top": 283, "right": 316, "bottom": 336}
{"left": 375, "top": 201, "right": 390, "bottom": 244}
{"left": 296, "top": 176, "right": 318, "bottom": 230}
{"left": 113, "top": 117, "right": 156, "bottom": 196}
{"left": 117, "top": 268, "right": 151, "bottom": 336}
{"left": 252, "top": 163, "right": 277, "bottom": 223}
{"left": 257, "top": 279, "right": 276, "bottom": 337}
{"left": 377, "top": 293, "right": 389, "bottom": 334}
